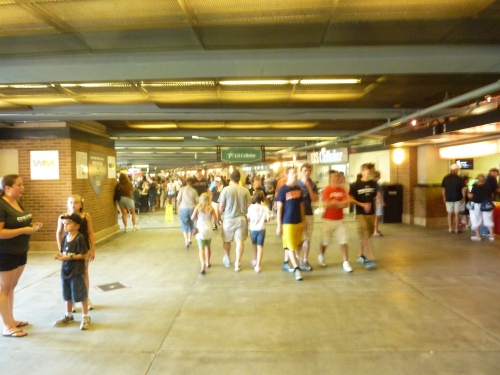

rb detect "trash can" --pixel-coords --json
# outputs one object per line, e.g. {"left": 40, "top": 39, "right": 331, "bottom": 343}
{"left": 382, "top": 184, "right": 403, "bottom": 223}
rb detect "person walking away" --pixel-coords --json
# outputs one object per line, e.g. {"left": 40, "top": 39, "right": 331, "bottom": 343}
{"left": 56, "top": 194, "right": 96, "bottom": 311}
{"left": 0, "top": 175, "right": 42, "bottom": 337}
{"left": 318, "top": 170, "right": 352, "bottom": 272}
{"left": 53, "top": 214, "right": 91, "bottom": 330}
{"left": 115, "top": 173, "right": 139, "bottom": 232}
{"left": 275, "top": 167, "right": 305, "bottom": 281}
{"left": 349, "top": 163, "right": 378, "bottom": 269}
{"left": 441, "top": 164, "right": 467, "bottom": 233}
{"left": 295, "top": 163, "right": 318, "bottom": 271}
{"left": 177, "top": 177, "right": 199, "bottom": 248}
{"left": 247, "top": 191, "right": 270, "bottom": 273}
{"left": 468, "top": 173, "right": 495, "bottom": 241}
{"left": 219, "top": 170, "right": 251, "bottom": 272}
{"left": 191, "top": 193, "right": 217, "bottom": 274}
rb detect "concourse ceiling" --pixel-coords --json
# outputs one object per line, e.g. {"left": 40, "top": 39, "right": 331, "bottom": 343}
{"left": 1, "top": 0, "right": 500, "bottom": 170}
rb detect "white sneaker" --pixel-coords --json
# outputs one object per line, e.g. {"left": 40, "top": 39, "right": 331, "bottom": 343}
{"left": 343, "top": 261, "right": 353, "bottom": 273}
{"left": 234, "top": 262, "right": 241, "bottom": 272}
{"left": 471, "top": 236, "right": 482, "bottom": 241}
{"left": 133, "top": 225, "right": 140, "bottom": 231}
{"left": 318, "top": 254, "right": 327, "bottom": 267}
{"left": 222, "top": 255, "right": 231, "bottom": 268}
{"left": 124, "top": 228, "right": 130, "bottom": 233}
{"left": 80, "top": 316, "right": 91, "bottom": 330}
{"left": 294, "top": 268, "right": 303, "bottom": 281}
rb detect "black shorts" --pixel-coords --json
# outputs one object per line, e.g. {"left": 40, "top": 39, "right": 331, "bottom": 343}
{"left": 0, "top": 251, "right": 28, "bottom": 272}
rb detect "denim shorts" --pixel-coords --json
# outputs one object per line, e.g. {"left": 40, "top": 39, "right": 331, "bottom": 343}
{"left": 179, "top": 208, "right": 195, "bottom": 232}
{"left": 0, "top": 251, "right": 28, "bottom": 272}
{"left": 62, "top": 273, "right": 88, "bottom": 303}
{"left": 250, "top": 229, "right": 266, "bottom": 246}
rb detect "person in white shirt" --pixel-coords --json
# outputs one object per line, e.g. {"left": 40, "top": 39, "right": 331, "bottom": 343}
{"left": 246, "top": 191, "right": 270, "bottom": 273}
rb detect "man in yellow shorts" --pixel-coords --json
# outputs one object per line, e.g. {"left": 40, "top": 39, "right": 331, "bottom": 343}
{"left": 276, "top": 167, "right": 305, "bottom": 281}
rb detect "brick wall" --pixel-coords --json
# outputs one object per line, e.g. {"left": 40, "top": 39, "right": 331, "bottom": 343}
{"left": 0, "top": 136, "right": 117, "bottom": 245}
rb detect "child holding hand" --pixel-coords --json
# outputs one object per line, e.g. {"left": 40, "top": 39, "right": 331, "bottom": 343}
{"left": 247, "top": 191, "right": 270, "bottom": 273}
{"left": 54, "top": 213, "right": 91, "bottom": 330}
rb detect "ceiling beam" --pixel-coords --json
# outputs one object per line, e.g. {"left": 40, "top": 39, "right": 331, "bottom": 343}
{"left": 1, "top": 46, "right": 500, "bottom": 84}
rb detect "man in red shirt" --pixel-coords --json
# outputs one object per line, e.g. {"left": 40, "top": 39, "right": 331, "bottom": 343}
{"left": 318, "top": 170, "right": 352, "bottom": 273}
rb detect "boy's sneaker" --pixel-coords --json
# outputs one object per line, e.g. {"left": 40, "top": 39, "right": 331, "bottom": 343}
{"left": 222, "top": 255, "right": 231, "bottom": 268}
{"left": 80, "top": 316, "right": 91, "bottom": 330}
{"left": 318, "top": 254, "right": 327, "bottom": 267}
{"left": 54, "top": 314, "right": 74, "bottom": 327}
{"left": 133, "top": 225, "right": 140, "bottom": 231}
{"left": 365, "top": 260, "right": 377, "bottom": 269}
{"left": 294, "top": 268, "right": 303, "bottom": 281}
{"left": 356, "top": 255, "right": 367, "bottom": 264}
{"left": 281, "top": 261, "right": 290, "bottom": 272}
{"left": 234, "top": 262, "right": 241, "bottom": 272}
{"left": 343, "top": 261, "right": 353, "bottom": 273}
{"left": 299, "top": 260, "right": 313, "bottom": 271}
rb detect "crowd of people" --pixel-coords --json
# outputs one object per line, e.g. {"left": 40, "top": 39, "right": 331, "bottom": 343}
{"left": 441, "top": 165, "right": 500, "bottom": 241}
{"left": 9, "top": 161, "right": 500, "bottom": 336}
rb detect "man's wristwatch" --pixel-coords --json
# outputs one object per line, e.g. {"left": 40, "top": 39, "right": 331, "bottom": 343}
{"left": 69, "top": 253, "right": 74, "bottom": 259}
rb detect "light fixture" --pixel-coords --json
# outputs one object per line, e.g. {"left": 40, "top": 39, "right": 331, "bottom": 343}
{"left": 393, "top": 148, "right": 404, "bottom": 165}
{"left": 411, "top": 120, "right": 417, "bottom": 126}
{"left": 219, "top": 80, "right": 298, "bottom": 85}
{"left": 439, "top": 141, "right": 499, "bottom": 159}
{"left": 299, "top": 79, "right": 360, "bottom": 84}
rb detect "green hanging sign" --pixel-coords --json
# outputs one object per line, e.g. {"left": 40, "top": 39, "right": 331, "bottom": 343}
{"left": 221, "top": 148, "right": 262, "bottom": 163}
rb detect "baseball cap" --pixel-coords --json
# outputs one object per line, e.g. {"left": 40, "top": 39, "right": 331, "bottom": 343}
{"left": 61, "top": 213, "right": 83, "bottom": 225}
{"left": 450, "top": 163, "right": 460, "bottom": 170}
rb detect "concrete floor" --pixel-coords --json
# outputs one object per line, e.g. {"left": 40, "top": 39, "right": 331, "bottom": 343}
{"left": 2, "top": 210, "right": 500, "bottom": 375}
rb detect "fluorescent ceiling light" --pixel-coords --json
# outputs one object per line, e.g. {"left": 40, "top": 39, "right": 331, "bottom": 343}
{"left": 300, "top": 79, "right": 360, "bottom": 84}
{"left": 61, "top": 83, "right": 131, "bottom": 88}
{"left": 219, "top": 80, "right": 298, "bottom": 85}
{"left": 9, "top": 84, "right": 49, "bottom": 89}
{"left": 111, "top": 137, "right": 184, "bottom": 141}
{"left": 142, "top": 81, "right": 215, "bottom": 87}
{"left": 127, "top": 123, "right": 177, "bottom": 129}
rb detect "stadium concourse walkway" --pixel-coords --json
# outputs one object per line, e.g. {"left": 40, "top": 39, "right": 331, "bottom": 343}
{"left": 2, "top": 209, "right": 500, "bottom": 375}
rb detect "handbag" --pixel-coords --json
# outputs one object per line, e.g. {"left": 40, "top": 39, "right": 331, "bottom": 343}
{"left": 480, "top": 196, "right": 494, "bottom": 212}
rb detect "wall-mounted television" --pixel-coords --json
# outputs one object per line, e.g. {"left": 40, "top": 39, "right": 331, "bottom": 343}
{"left": 455, "top": 159, "right": 473, "bottom": 170}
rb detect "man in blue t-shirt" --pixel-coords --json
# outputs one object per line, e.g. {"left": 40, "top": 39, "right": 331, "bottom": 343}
{"left": 295, "top": 163, "right": 318, "bottom": 271}
{"left": 276, "top": 167, "right": 305, "bottom": 281}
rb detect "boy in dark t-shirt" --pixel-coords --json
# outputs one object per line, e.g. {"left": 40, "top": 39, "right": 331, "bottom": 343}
{"left": 349, "top": 163, "right": 378, "bottom": 269}
{"left": 54, "top": 213, "right": 91, "bottom": 330}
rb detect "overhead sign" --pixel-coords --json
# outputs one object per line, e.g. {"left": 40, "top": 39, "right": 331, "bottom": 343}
{"left": 307, "top": 148, "right": 348, "bottom": 164}
{"left": 221, "top": 148, "right": 262, "bottom": 163}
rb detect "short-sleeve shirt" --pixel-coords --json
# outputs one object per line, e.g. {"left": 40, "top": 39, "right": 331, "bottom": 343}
{"left": 322, "top": 185, "right": 347, "bottom": 221}
{"left": 192, "top": 177, "right": 208, "bottom": 196}
{"left": 247, "top": 203, "right": 270, "bottom": 231}
{"left": 485, "top": 174, "right": 499, "bottom": 196}
{"left": 441, "top": 174, "right": 466, "bottom": 202}
{"left": 61, "top": 232, "right": 88, "bottom": 279}
{"left": 349, "top": 180, "right": 377, "bottom": 215}
{"left": 470, "top": 183, "right": 493, "bottom": 204}
{"left": 276, "top": 184, "right": 303, "bottom": 224}
{"left": 219, "top": 184, "right": 251, "bottom": 220}
{"left": 0, "top": 199, "right": 32, "bottom": 254}
{"left": 296, "top": 179, "right": 318, "bottom": 215}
